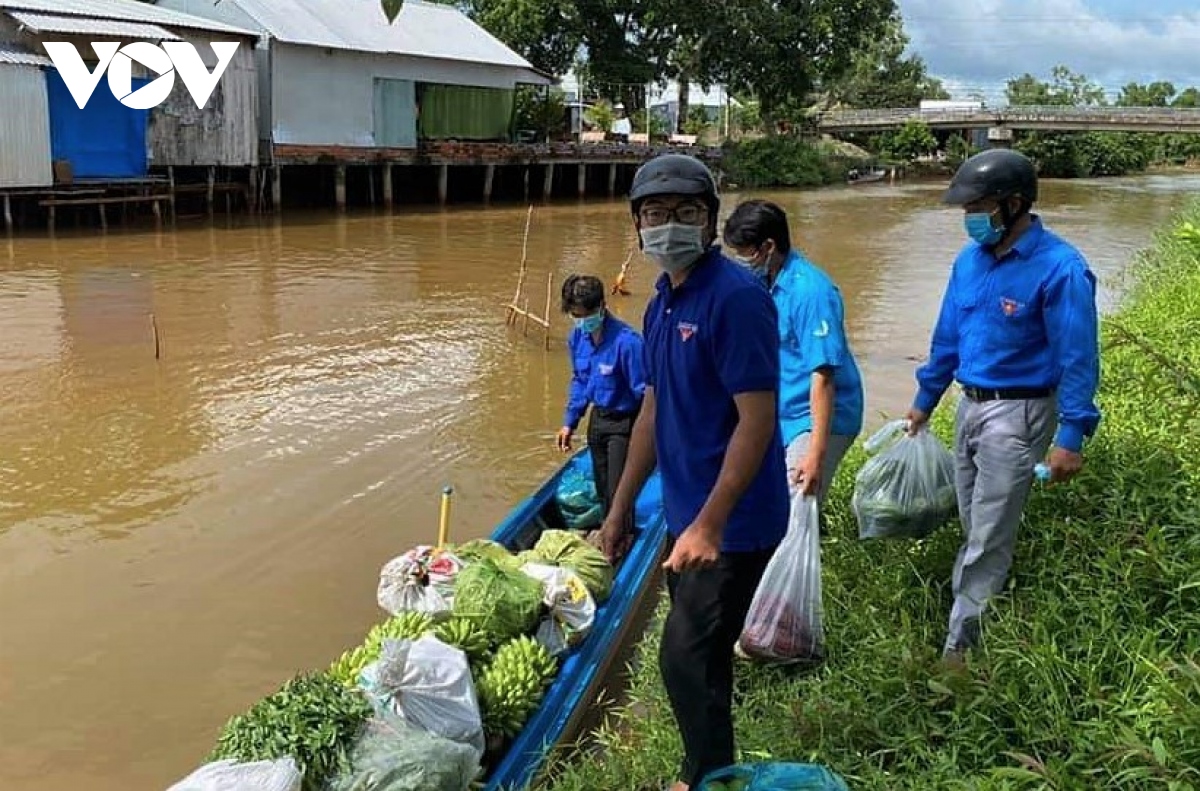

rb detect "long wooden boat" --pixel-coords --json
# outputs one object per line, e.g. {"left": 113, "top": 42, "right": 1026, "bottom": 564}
{"left": 481, "top": 447, "right": 667, "bottom": 790}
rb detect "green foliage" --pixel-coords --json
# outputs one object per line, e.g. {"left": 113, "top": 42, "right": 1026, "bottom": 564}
{"left": 514, "top": 86, "right": 567, "bottom": 140}
{"left": 1002, "top": 66, "right": 1200, "bottom": 178}
{"left": 721, "top": 137, "right": 852, "bottom": 189}
{"left": 876, "top": 120, "right": 938, "bottom": 163}
{"left": 824, "top": 10, "right": 949, "bottom": 110}
{"left": 540, "top": 200, "right": 1200, "bottom": 790}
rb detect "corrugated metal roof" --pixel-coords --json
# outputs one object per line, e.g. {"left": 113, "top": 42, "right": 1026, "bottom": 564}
{"left": 0, "top": 43, "right": 51, "bottom": 66}
{"left": 0, "top": 0, "right": 259, "bottom": 37}
{"left": 6, "top": 10, "right": 181, "bottom": 40}
{"left": 219, "top": 0, "right": 545, "bottom": 76}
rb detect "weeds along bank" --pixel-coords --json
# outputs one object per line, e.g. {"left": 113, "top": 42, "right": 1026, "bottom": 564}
{"left": 542, "top": 201, "right": 1200, "bottom": 790}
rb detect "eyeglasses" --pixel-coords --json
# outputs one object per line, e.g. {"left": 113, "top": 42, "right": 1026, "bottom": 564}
{"left": 638, "top": 203, "right": 707, "bottom": 227}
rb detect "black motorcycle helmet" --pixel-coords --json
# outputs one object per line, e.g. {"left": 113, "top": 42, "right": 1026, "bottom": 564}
{"left": 942, "top": 148, "right": 1038, "bottom": 207}
{"left": 629, "top": 153, "right": 720, "bottom": 220}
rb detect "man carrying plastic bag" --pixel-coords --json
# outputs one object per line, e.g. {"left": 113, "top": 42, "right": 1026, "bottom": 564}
{"left": 902, "top": 149, "right": 1102, "bottom": 665}
{"left": 737, "top": 493, "right": 824, "bottom": 665}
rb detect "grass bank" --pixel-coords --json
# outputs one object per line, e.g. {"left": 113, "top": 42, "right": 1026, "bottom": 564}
{"left": 542, "top": 200, "right": 1200, "bottom": 790}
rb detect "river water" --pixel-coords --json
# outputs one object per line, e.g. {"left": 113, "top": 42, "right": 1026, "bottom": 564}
{"left": 0, "top": 172, "right": 1196, "bottom": 790}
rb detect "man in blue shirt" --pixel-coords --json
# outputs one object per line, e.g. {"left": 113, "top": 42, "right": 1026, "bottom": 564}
{"left": 723, "top": 199, "right": 865, "bottom": 508}
{"left": 597, "top": 154, "right": 790, "bottom": 791}
{"left": 556, "top": 273, "right": 646, "bottom": 534}
{"left": 904, "top": 148, "right": 1102, "bottom": 664}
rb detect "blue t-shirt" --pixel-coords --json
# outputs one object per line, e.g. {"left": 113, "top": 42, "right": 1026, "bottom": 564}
{"left": 563, "top": 314, "right": 646, "bottom": 429}
{"left": 643, "top": 247, "right": 790, "bottom": 553}
{"left": 769, "top": 250, "right": 865, "bottom": 445}
{"left": 913, "top": 216, "right": 1102, "bottom": 452}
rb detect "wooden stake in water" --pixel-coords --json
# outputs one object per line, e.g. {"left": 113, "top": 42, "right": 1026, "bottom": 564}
{"left": 150, "top": 313, "right": 160, "bottom": 359}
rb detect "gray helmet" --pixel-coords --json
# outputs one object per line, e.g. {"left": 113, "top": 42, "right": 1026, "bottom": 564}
{"left": 629, "top": 153, "right": 720, "bottom": 216}
{"left": 942, "top": 148, "right": 1038, "bottom": 206}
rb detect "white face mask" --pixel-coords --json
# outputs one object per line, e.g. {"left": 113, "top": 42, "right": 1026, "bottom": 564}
{"left": 639, "top": 223, "right": 706, "bottom": 273}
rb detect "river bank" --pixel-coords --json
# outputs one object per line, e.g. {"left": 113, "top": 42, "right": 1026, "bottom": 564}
{"left": 540, "top": 199, "right": 1200, "bottom": 790}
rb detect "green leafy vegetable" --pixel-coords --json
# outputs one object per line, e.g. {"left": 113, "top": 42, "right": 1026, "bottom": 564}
{"left": 209, "top": 671, "right": 372, "bottom": 791}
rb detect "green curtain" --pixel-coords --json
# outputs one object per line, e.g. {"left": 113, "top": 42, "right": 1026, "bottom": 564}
{"left": 418, "top": 84, "right": 515, "bottom": 141}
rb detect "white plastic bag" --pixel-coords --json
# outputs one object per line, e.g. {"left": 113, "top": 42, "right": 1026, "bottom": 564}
{"left": 377, "top": 546, "right": 463, "bottom": 617}
{"left": 737, "top": 493, "right": 825, "bottom": 665}
{"left": 520, "top": 562, "right": 597, "bottom": 657}
{"left": 165, "top": 758, "right": 302, "bottom": 791}
{"left": 360, "top": 634, "right": 485, "bottom": 762}
{"left": 852, "top": 419, "right": 957, "bottom": 540}
{"left": 326, "top": 712, "right": 479, "bottom": 791}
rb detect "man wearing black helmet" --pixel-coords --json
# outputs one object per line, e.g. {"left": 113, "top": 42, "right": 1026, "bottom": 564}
{"left": 904, "top": 148, "right": 1102, "bottom": 664}
{"left": 597, "top": 153, "right": 790, "bottom": 790}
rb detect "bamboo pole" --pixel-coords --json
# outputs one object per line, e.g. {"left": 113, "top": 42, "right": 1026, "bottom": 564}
{"left": 506, "top": 204, "right": 535, "bottom": 325}
{"left": 611, "top": 243, "right": 635, "bottom": 295}
{"left": 150, "top": 313, "right": 160, "bottom": 359}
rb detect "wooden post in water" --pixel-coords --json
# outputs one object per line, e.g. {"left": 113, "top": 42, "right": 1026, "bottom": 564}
{"left": 2, "top": 193, "right": 11, "bottom": 237}
{"left": 503, "top": 204, "right": 552, "bottom": 347}
{"left": 150, "top": 313, "right": 160, "bottom": 359}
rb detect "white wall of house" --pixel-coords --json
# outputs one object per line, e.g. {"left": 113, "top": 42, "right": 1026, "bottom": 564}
{"left": 271, "top": 42, "right": 539, "bottom": 147}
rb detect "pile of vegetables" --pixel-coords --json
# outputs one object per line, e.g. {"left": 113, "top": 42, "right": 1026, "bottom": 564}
{"left": 193, "top": 526, "right": 615, "bottom": 791}
{"left": 208, "top": 671, "right": 373, "bottom": 791}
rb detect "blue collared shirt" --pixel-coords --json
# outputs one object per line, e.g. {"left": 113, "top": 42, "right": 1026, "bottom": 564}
{"left": 768, "top": 250, "right": 865, "bottom": 445}
{"left": 913, "top": 216, "right": 1102, "bottom": 452}
{"left": 643, "top": 247, "right": 790, "bottom": 553}
{"left": 563, "top": 313, "right": 646, "bottom": 430}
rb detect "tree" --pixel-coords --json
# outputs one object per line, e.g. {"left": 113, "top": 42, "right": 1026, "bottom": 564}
{"left": 878, "top": 120, "right": 937, "bottom": 162}
{"left": 826, "top": 10, "right": 949, "bottom": 109}
{"left": 1116, "top": 81, "right": 1177, "bottom": 107}
{"left": 689, "top": 0, "right": 898, "bottom": 128}
{"left": 1005, "top": 65, "right": 1105, "bottom": 107}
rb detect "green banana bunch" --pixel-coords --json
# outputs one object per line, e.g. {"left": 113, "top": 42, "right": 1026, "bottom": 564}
{"left": 433, "top": 616, "right": 493, "bottom": 666}
{"left": 476, "top": 635, "right": 559, "bottom": 739}
{"left": 328, "top": 610, "right": 435, "bottom": 687}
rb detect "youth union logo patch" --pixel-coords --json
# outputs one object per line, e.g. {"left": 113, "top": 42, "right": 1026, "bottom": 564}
{"left": 677, "top": 321, "right": 697, "bottom": 342}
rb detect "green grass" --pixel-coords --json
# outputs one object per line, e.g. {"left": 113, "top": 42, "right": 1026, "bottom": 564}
{"left": 540, "top": 199, "right": 1200, "bottom": 791}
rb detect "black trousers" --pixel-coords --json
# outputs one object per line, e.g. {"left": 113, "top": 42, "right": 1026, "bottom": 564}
{"left": 659, "top": 544, "right": 774, "bottom": 785}
{"left": 586, "top": 406, "right": 636, "bottom": 532}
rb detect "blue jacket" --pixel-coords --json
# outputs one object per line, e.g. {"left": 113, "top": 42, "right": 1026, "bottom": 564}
{"left": 768, "top": 250, "right": 865, "bottom": 445}
{"left": 913, "top": 216, "right": 1102, "bottom": 452}
{"left": 563, "top": 313, "right": 646, "bottom": 430}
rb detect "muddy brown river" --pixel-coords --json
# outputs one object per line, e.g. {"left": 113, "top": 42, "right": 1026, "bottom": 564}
{"left": 1, "top": 172, "right": 1197, "bottom": 790}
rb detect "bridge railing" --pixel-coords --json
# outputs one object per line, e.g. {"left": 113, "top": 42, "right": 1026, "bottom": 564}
{"left": 818, "top": 105, "right": 1200, "bottom": 126}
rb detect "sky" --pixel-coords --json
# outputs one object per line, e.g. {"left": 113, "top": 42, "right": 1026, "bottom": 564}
{"left": 897, "top": 0, "right": 1200, "bottom": 103}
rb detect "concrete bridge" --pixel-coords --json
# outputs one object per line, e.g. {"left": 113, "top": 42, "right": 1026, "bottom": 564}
{"left": 817, "top": 106, "right": 1200, "bottom": 134}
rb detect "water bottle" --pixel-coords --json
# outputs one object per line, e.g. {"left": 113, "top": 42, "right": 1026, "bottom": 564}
{"left": 1033, "top": 462, "right": 1050, "bottom": 482}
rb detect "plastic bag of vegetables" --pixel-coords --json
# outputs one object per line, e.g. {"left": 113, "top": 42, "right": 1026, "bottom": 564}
{"left": 325, "top": 711, "right": 479, "bottom": 791}
{"left": 451, "top": 557, "right": 544, "bottom": 643}
{"left": 738, "top": 493, "right": 824, "bottom": 665}
{"left": 851, "top": 419, "right": 957, "bottom": 540}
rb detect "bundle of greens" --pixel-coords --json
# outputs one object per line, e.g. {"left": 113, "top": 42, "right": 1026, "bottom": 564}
{"left": 209, "top": 671, "right": 373, "bottom": 791}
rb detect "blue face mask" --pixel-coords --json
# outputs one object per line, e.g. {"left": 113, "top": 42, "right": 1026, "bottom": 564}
{"left": 575, "top": 311, "right": 604, "bottom": 333}
{"left": 964, "top": 211, "right": 1003, "bottom": 246}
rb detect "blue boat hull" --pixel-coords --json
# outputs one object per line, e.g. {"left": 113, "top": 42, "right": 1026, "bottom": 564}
{"left": 482, "top": 448, "right": 667, "bottom": 791}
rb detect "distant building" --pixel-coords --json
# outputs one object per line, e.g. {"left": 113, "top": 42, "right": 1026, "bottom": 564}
{"left": 0, "top": 0, "right": 261, "bottom": 187}
{"left": 154, "top": 0, "right": 553, "bottom": 163}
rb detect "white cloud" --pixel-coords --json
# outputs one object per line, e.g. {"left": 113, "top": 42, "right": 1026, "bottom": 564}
{"left": 899, "top": 0, "right": 1200, "bottom": 102}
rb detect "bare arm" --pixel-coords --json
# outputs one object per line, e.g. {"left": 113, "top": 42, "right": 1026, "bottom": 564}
{"left": 808, "top": 367, "right": 835, "bottom": 460}
{"left": 692, "top": 389, "right": 778, "bottom": 540}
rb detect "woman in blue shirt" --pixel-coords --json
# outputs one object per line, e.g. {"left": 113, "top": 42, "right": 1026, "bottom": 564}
{"left": 557, "top": 274, "right": 647, "bottom": 531}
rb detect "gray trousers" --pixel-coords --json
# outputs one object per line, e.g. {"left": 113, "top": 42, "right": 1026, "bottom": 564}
{"left": 946, "top": 394, "right": 1056, "bottom": 654}
{"left": 785, "top": 432, "right": 857, "bottom": 508}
